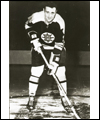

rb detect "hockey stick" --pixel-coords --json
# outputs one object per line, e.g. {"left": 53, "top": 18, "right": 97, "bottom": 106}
{"left": 39, "top": 48, "right": 81, "bottom": 119}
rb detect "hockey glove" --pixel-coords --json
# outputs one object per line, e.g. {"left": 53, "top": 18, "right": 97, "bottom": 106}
{"left": 30, "top": 38, "right": 42, "bottom": 53}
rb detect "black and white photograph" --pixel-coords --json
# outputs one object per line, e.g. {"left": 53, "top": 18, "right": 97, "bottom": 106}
{"left": 1, "top": 1, "right": 99, "bottom": 119}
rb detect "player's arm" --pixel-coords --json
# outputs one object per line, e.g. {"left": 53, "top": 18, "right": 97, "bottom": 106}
{"left": 52, "top": 15, "right": 65, "bottom": 63}
{"left": 25, "top": 14, "right": 42, "bottom": 53}
{"left": 49, "top": 36, "right": 65, "bottom": 75}
{"left": 49, "top": 18, "right": 65, "bottom": 74}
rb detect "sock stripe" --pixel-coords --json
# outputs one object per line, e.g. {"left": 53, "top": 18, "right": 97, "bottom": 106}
{"left": 59, "top": 80, "right": 67, "bottom": 83}
{"left": 29, "top": 80, "right": 38, "bottom": 84}
{"left": 31, "top": 75, "right": 39, "bottom": 78}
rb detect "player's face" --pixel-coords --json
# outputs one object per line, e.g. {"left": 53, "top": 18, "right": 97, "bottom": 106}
{"left": 44, "top": 6, "right": 57, "bottom": 23}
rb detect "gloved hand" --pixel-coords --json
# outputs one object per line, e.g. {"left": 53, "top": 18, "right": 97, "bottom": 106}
{"left": 47, "top": 62, "right": 59, "bottom": 75}
{"left": 30, "top": 38, "right": 42, "bottom": 53}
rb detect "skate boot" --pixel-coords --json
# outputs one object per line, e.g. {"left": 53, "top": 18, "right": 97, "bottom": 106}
{"left": 61, "top": 96, "right": 70, "bottom": 112}
{"left": 27, "top": 96, "right": 35, "bottom": 110}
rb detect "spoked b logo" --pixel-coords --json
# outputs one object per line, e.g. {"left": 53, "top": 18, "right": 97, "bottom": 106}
{"left": 41, "top": 32, "right": 55, "bottom": 43}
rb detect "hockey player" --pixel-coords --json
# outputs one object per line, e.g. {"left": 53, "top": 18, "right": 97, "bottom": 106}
{"left": 25, "top": 1, "right": 67, "bottom": 110}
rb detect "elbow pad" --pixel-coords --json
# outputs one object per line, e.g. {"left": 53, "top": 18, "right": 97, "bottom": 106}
{"left": 28, "top": 31, "right": 37, "bottom": 40}
{"left": 25, "top": 23, "right": 38, "bottom": 40}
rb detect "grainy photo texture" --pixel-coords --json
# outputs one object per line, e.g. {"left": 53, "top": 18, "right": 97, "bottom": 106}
{"left": 9, "top": 1, "right": 90, "bottom": 119}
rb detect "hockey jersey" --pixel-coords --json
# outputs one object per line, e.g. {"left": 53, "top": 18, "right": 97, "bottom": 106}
{"left": 25, "top": 11, "right": 65, "bottom": 50}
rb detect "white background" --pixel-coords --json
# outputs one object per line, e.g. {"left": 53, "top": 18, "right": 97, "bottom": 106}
{"left": 1, "top": 1, "right": 99, "bottom": 119}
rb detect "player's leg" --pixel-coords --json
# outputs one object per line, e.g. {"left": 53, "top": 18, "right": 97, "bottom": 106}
{"left": 56, "top": 66, "right": 68, "bottom": 108}
{"left": 27, "top": 49, "right": 45, "bottom": 109}
{"left": 56, "top": 66, "right": 67, "bottom": 95}
{"left": 28, "top": 65, "right": 44, "bottom": 109}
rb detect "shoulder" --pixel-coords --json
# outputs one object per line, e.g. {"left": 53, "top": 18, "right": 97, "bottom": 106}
{"left": 53, "top": 13, "right": 65, "bottom": 33}
{"left": 30, "top": 11, "right": 44, "bottom": 24}
{"left": 55, "top": 13, "right": 64, "bottom": 21}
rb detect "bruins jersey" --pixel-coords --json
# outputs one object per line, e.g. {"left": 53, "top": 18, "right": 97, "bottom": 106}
{"left": 25, "top": 11, "right": 65, "bottom": 49}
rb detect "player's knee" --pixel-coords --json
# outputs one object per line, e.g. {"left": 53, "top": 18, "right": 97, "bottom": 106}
{"left": 29, "top": 76, "right": 39, "bottom": 84}
{"left": 31, "top": 65, "right": 44, "bottom": 77}
{"left": 29, "top": 76, "right": 39, "bottom": 96}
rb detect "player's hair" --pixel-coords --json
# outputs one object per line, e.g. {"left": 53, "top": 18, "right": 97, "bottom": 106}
{"left": 42, "top": 1, "right": 57, "bottom": 9}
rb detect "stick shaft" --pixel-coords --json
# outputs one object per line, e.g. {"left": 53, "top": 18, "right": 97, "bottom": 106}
{"left": 39, "top": 48, "right": 80, "bottom": 119}
{"left": 52, "top": 74, "right": 80, "bottom": 119}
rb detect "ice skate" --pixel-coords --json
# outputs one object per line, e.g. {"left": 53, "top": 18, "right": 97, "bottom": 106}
{"left": 27, "top": 96, "right": 35, "bottom": 110}
{"left": 61, "top": 96, "right": 70, "bottom": 112}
